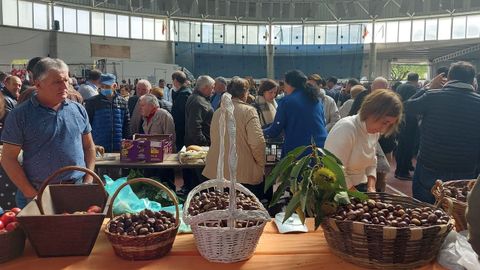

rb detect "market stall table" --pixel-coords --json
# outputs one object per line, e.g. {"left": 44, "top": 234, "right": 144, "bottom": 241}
{"left": 95, "top": 153, "right": 277, "bottom": 170}
{"left": 3, "top": 219, "right": 447, "bottom": 270}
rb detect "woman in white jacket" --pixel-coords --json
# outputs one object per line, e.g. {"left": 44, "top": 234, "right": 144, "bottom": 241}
{"left": 324, "top": 89, "right": 402, "bottom": 192}
{"left": 307, "top": 74, "right": 340, "bottom": 131}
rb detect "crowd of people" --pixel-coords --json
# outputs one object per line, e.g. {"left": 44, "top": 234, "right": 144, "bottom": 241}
{"left": 0, "top": 57, "right": 479, "bottom": 253}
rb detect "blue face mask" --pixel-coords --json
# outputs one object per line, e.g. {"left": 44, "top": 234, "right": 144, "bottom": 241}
{"left": 100, "top": 89, "right": 113, "bottom": 96}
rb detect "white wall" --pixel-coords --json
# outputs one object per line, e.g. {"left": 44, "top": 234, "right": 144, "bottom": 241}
{"left": 0, "top": 26, "right": 173, "bottom": 67}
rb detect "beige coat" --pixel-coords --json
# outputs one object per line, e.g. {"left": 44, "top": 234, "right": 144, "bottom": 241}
{"left": 202, "top": 99, "right": 266, "bottom": 185}
{"left": 142, "top": 108, "right": 176, "bottom": 146}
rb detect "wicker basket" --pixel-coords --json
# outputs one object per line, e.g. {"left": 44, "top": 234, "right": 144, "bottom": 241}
{"left": 183, "top": 93, "right": 271, "bottom": 263}
{"left": 0, "top": 227, "right": 26, "bottom": 263}
{"left": 432, "top": 179, "right": 476, "bottom": 231}
{"left": 322, "top": 193, "right": 454, "bottom": 270}
{"left": 16, "top": 166, "right": 109, "bottom": 257}
{"left": 104, "top": 178, "right": 180, "bottom": 260}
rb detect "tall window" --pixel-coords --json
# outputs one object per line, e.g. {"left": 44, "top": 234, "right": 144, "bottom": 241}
{"left": 202, "top": 22, "right": 213, "bottom": 43}
{"left": 91, "top": 12, "right": 104, "bottom": 36}
{"left": 190, "top": 22, "right": 201, "bottom": 43}
{"left": 437, "top": 17, "right": 451, "bottom": 40}
{"left": 130, "top": 16, "right": 142, "bottom": 39}
{"left": 349, "top": 24, "right": 362, "bottom": 44}
{"left": 338, "top": 24, "right": 349, "bottom": 44}
{"left": 291, "top": 25, "right": 303, "bottom": 45}
{"left": 425, "top": 19, "right": 438, "bottom": 40}
{"left": 398, "top": 20, "right": 411, "bottom": 42}
{"left": 105, "top": 13, "right": 117, "bottom": 37}
{"left": 224, "top": 24, "right": 235, "bottom": 44}
{"left": 155, "top": 19, "right": 167, "bottom": 41}
{"left": 247, "top": 25, "right": 258, "bottom": 45}
{"left": 63, "top": 8, "right": 77, "bottom": 33}
{"left": 386, "top": 21, "right": 399, "bottom": 43}
{"left": 117, "top": 15, "right": 129, "bottom": 38}
{"left": 18, "top": 1, "right": 33, "bottom": 28}
{"left": 304, "top": 25, "right": 315, "bottom": 44}
{"left": 374, "top": 22, "right": 386, "bottom": 43}
{"left": 452, "top": 16, "right": 466, "bottom": 39}
{"left": 326, "top": 25, "right": 337, "bottom": 44}
{"left": 411, "top": 20, "right": 425, "bottom": 42}
{"left": 467, "top": 15, "right": 480, "bottom": 38}
{"left": 77, "top": 9, "right": 90, "bottom": 34}
{"left": 236, "top": 24, "right": 247, "bottom": 44}
{"left": 33, "top": 3, "right": 48, "bottom": 30}
{"left": 53, "top": 6, "right": 63, "bottom": 31}
{"left": 143, "top": 18, "right": 154, "bottom": 40}
{"left": 315, "top": 25, "right": 326, "bottom": 44}
{"left": 2, "top": 0, "right": 17, "bottom": 26}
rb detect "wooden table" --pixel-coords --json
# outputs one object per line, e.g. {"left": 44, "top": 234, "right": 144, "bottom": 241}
{"left": 95, "top": 153, "right": 276, "bottom": 170}
{"left": 2, "top": 219, "right": 447, "bottom": 270}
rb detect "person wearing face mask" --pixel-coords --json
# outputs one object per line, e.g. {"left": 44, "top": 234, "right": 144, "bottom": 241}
{"left": 325, "top": 89, "right": 402, "bottom": 192}
{"left": 85, "top": 73, "right": 131, "bottom": 152}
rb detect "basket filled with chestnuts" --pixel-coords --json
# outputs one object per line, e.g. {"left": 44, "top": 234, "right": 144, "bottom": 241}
{"left": 431, "top": 178, "right": 476, "bottom": 231}
{"left": 322, "top": 193, "right": 454, "bottom": 270}
{"left": 183, "top": 93, "right": 271, "bottom": 263}
{"left": 104, "top": 178, "right": 180, "bottom": 260}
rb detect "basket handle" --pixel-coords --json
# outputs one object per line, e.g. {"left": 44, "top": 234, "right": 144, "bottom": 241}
{"left": 107, "top": 178, "right": 180, "bottom": 228}
{"left": 432, "top": 179, "right": 444, "bottom": 208}
{"left": 35, "top": 166, "right": 106, "bottom": 215}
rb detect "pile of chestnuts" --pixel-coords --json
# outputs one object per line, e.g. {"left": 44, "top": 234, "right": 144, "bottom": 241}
{"left": 108, "top": 209, "right": 176, "bottom": 236}
{"left": 331, "top": 198, "right": 451, "bottom": 227}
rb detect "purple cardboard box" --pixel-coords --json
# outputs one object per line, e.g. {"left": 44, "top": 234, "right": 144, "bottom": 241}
{"left": 120, "top": 139, "right": 148, "bottom": 162}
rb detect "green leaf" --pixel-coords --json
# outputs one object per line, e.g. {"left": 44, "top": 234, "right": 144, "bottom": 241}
{"left": 283, "top": 191, "right": 302, "bottom": 223}
{"left": 288, "top": 145, "right": 309, "bottom": 159}
{"left": 289, "top": 155, "right": 309, "bottom": 182}
{"left": 314, "top": 200, "right": 325, "bottom": 230}
{"left": 265, "top": 155, "right": 294, "bottom": 192}
{"left": 334, "top": 191, "right": 351, "bottom": 205}
{"left": 321, "top": 154, "right": 347, "bottom": 190}
{"left": 299, "top": 169, "right": 311, "bottom": 211}
{"left": 296, "top": 208, "right": 306, "bottom": 224}
{"left": 270, "top": 179, "right": 289, "bottom": 207}
{"left": 347, "top": 189, "right": 368, "bottom": 201}
{"left": 317, "top": 147, "right": 343, "bottom": 165}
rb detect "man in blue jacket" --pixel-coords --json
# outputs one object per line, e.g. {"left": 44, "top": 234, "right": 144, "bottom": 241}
{"left": 85, "top": 73, "right": 130, "bottom": 152}
{"left": 405, "top": 61, "right": 480, "bottom": 204}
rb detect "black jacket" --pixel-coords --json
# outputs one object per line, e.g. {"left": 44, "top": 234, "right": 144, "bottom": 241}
{"left": 184, "top": 90, "right": 214, "bottom": 147}
{"left": 0, "top": 87, "right": 18, "bottom": 137}
{"left": 171, "top": 86, "right": 192, "bottom": 151}
{"left": 405, "top": 81, "right": 480, "bottom": 173}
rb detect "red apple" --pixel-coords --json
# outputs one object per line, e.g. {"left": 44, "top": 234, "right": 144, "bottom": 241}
{"left": 5, "top": 222, "right": 20, "bottom": 232}
{"left": 87, "top": 205, "right": 102, "bottom": 214}
{"left": 0, "top": 211, "right": 16, "bottom": 225}
{"left": 10, "top": 208, "right": 21, "bottom": 215}
{"left": 0, "top": 220, "right": 4, "bottom": 230}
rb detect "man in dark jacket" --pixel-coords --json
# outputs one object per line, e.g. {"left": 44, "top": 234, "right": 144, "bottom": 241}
{"left": 0, "top": 76, "right": 22, "bottom": 137}
{"left": 171, "top": 71, "right": 191, "bottom": 151}
{"left": 85, "top": 73, "right": 130, "bottom": 152}
{"left": 185, "top": 75, "right": 215, "bottom": 147}
{"left": 405, "top": 61, "right": 480, "bottom": 204}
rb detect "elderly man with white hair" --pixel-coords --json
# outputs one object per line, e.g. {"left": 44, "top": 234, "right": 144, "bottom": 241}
{"left": 371, "top": 77, "right": 389, "bottom": 91}
{"left": 129, "top": 79, "right": 152, "bottom": 135}
{"left": 184, "top": 75, "right": 215, "bottom": 147}
{"left": 139, "top": 94, "right": 175, "bottom": 138}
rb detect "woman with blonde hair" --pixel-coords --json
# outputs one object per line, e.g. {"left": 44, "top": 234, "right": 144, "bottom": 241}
{"left": 325, "top": 89, "right": 402, "bottom": 192}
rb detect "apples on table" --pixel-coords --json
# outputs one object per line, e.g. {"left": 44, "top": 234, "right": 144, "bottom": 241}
{"left": 0, "top": 207, "right": 22, "bottom": 234}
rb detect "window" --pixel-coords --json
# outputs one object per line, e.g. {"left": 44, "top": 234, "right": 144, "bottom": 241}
{"left": 130, "top": 16, "right": 142, "bottom": 39}
{"left": 349, "top": 24, "right": 362, "bottom": 44}
{"left": 18, "top": 1, "right": 33, "bottom": 28}
{"left": 247, "top": 25, "right": 258, "bottom": 45}
{"left": 117, "top": 15, "right": 129, "bottom": 38}
{"left": 202, "top": 22, "right": 213, "bottom": 43}
{"left": 315, "top": 25, "right": 326, "bottom": 44}
{"left": 425, "top": 19, "right": 437, "bottom": 40}
{"left": 398, "top": 20, "right": 411, "bottom": 42}
{"left": 437, "top": 17, "right": 451, "bottom": 40}
{"left": 190, "top": 22, "right": 201, "bottom": 43}
{"left": 77, "top": 10, "right": 90, "bottom": 34}
{"left": 33, "top": 3, "right": 47, "bottom": 30}
{"left": 374, "top": 22, "right": 386, "bottom": 43}
{"left": 386, "top": 21, "right": 398, "bottom": 43}
{"left": 411, "top": 19, "right": 424, "bottom": 42}
{"left": 304, "top": 25, "right": 315, "bottom": 44}
{"left": 63, "top": 8, "right": 76, "bottom": 33}
{"left": 224, "top": 24, "right": 235, "bottom": 44}
{"left": 143, "top": 18, "right": 154, "bottom": 40}
{"left": 258, "top": 25, "right": 268, "bottom": 45}
{"left": 467, "top": 15, "right": 480, "bottom": 38}
{"left": 92, "top": 12, "right": 104, "bottom": 36}
{"left": 178, "top": 21, "right": 190, "bottom": 42}
{"left": 325, "top": 24, "right": 337, "bottom": 44}
{"left": 170, "top": 20, "right": 177, "bottom": 41}
{"left": 2, "top": 0, "right": 17, "bottom": 26}
{"left": 291, "top": 25, "right": 303, "bottom": 45}
{"left": 338, "top": 24, "right": 349, "bottom": 44}
{"left": 105, "top": 13, "right": 117, "bottom": 37}
{"left": 53, "top": 6, "right": 63, "bottom": 31}
{"left": 237, "top": 24, "right": 247, "bottom": 44}
{"left": 213, "top": 24, "right": 224, "bottom": 43}
{"left": 452, "top": 16, "right": 466, "bottom": 39}
{"left": 362, "top": 23, "right": 372, "bottom": 43}
{"left": 155, "top": 19, "right": 167, "bottom": 41}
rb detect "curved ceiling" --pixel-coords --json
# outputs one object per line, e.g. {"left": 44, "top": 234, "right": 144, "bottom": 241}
{"left": 57, "top": 0, "right": 480, "bottom": 22}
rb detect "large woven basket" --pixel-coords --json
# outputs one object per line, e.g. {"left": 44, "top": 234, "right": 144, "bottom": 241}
{"left": 322, "top": 193, "right": 454, "bottom": 270}
{"left": 183, "top": 93, "right": 271, "bottom": 263}
{"left": 432, "top": 178, "right": 476, "bottom": 231}
{"left": 104, "top": 178, "right": 180, "bottom": 260}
